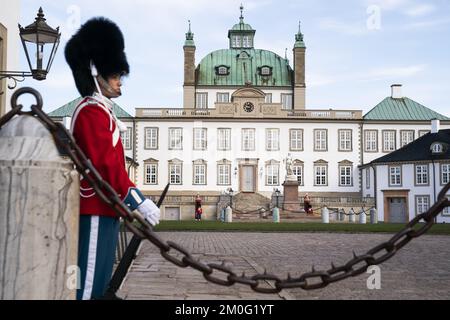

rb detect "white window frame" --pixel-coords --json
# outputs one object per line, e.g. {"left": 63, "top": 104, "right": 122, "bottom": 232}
{"left": 242, "top": 35, "right": 251, "bottom": 47}
{"left": 314, "top": 165, "right": 328, "bottom": 186}
{"left": 290, "top": 129, "right": 303, "bottom": 151}
{"left": 415, "top": 164, "right": 429, "bottom": 186}
{"left": 338, "top": 130, "right": 352, "bottom": 151}
{"left": 217, "top": 164, "right": 231, "bottom": 186}
{"left": 169, "top": 128, "right": 183, "bottom": 150}
{"left": 233, "top": 35, "right": 241, "bottom": 47}
{"left": 432, "top": 143, "right": 443, "bottom": 154}
{"left": 314, "top": 129, "right": 328, "bottom": 151}
{"left": 261, "top": 66, "right": 271, "bottom": 76}
{"left": 389, "top": 166, "right": 402, "bottom": 186}
{"left": 293, "top": 164, "right": 303, "bottom": 186}
{"left": 266, "top": 164, "right": 279, "bottom": 186}
{"left": 242, "top": 128, "right": 255, "bottom": 151}
{"left": 120, "top": 127, "right": 132, "bottom": 150}
{"left": 416, "top": 195, "right": 430, "bottom": 216}
{"left": 266, "top": 129, "right": 279, "bottom": 151}
{"left": 443, "top": 195, "right": 450, "bottom": 216}
{"left": 218, "top": 67, "right": 228, "bottom": 75}
{"left": 193, "top": 164, "right": 207, "bottom": 185}
{"left": 144, "top": 127, "right": 158, "bottom": 150}
{"left": 339, "top": 165, "right": 353, "bottom": 186}
{"left": 265, "top": 93, "right": 272, "bottom": 103}
{"left": 169, "top": 163, "right": 182, "bottom": 185}
{"left": 217, "top": 128, "right": 231, "bottom": 151}
{"left": 383, "top": 130, "right": 396, "bottom": 152}
{"left": 196, "top": 92, "right": 208, "bottom": 109}
{"left": 364, "top": 130, "right": 378, "bottom": 152}
{"left": 441, "top": 164, "right": 450, "bottom": 185}
{"left": 217, "top": 92, "right": 229, "bottom": 103}
{"left": 193, "top": 128, "right": 207, "bottom": 150}
{"left": 144, "top": 163, "right": 158, "bottom": 185}
{"left": 419, "top": 130, "right": 430, "bottom": 138}
{"left": 281, "top": 93, "right": 293, "bottom": 110}
{"left": 400, "top": 130, "right": 414, "bottom": 148}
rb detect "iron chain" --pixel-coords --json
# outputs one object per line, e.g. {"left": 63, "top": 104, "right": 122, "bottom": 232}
{"left": 2, "top": 87, "right": 449, "bottom": 294}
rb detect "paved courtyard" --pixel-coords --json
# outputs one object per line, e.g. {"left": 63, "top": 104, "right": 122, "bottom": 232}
{"left": 118, "top": 232, "right": 450, "bottom": 300}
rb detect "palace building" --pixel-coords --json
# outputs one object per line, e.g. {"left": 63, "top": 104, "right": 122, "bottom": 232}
{"left": 50, "top": 7, "right": 450, "bottom": 222}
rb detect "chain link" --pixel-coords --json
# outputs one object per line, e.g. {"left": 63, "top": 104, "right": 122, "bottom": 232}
{"left": 2, "top": 87, "right": 449, "bottom": 294}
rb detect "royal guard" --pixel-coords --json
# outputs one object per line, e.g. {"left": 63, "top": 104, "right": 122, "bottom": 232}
{"left": 65, "top": 17, "right": 160, "bottom": 300}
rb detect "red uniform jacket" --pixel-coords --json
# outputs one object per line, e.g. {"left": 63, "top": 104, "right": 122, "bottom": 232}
{"left": 71, "top": 95, "right": 134, "bottom": 218}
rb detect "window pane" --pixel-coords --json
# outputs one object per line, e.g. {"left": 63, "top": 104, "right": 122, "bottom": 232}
{"left": 266, "top": 129, "right": 279, "bottom": 151}
{"left": 281, "top": 94, "right": 293, "bottom": 110}
{"left": 290, "top": 130, "right": 303, "bottom": 150}
{"left": 194, "top": 128, "right": 207, "bottom": 150}
{"left": 169, "top": 128, "right": 182, "bottom": 150}
{"left": 217, "top": 93, "right": 229, "bottom": 103}
{"left": 242, "top": 129, "right": 255, "bottom": 151}
{"left": 383, "top": 131, "right": 396, "bottom": 151}
{"left": 339, "top": 130, "right": 352, "bottom": 151}
{"left": 315, "top": 130, "right": 327, "bottom": 151}
{"left": 196, "top": 93, "right": 208, "bottom": 109}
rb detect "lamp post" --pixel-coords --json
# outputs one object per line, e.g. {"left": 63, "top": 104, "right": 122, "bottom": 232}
{"left": 0, "top": 7, "right": 60, "bottom": 94}
{"left": 228, "top": 188, "right": 234, "bottom": 208}
{"left": 274, "top": 188, "right": 281, "bottom": 208}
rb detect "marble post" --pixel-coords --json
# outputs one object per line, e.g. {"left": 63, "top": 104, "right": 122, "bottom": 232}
{"left": 0, "top": 115, "right": 79, "bottom": 300}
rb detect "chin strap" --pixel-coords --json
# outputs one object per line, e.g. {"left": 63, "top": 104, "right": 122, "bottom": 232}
{"left": 90, "top": 61, "right": 127, "bottom": 133}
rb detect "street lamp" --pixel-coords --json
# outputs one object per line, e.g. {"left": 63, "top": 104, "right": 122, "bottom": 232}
{"left": 227, "top": 188, "right": 234, "bottom": 208}
{"left": 0, "top": 7, "right": 61, "bottom": 93}
{"left": 274, "top": 188, "right": 281, "bottom": 208}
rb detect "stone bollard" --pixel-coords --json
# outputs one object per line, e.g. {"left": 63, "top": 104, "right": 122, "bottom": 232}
{"left": 370, "top": 208, "right": 378, "bottom": 224}
{"left": 272, "top": 207, "right": 280, "bottom": 223}
{"left": 322, "top": 207, "right": 329, "bottom": 224}
{"left": 225, "top": 206, "right": 233, "bottom": 223}
{"left": 339, "top": 210, "right": 345, "bottom": 222}
{"left": 359, "top": 210, "right": 367, "bottom": 224}
{"left": 348, "top": 208, "right": 355, "bottom": 223}
{"left": 0, "top": 115, "right": 79, "bottom": 300}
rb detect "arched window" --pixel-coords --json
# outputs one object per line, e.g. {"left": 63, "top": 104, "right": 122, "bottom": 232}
{"left": 215, "top": 65, "right": 230, "bottom": 76}
{"left": 431, "top": 143, "right": 443, "bottom": 154}
{"left": 258, "top": 65, "right": 273, "bottom": 76}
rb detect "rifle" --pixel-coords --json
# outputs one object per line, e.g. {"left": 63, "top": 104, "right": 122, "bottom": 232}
{"left": 102, "top": 183, "right": 170, "bottom": 299}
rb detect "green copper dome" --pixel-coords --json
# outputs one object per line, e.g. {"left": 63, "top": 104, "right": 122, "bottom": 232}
{"left": 197, "top": 49, "right": 293, "bottom": 87}
{"left": 230, "top": 22, "right": 254, "bottom": 31}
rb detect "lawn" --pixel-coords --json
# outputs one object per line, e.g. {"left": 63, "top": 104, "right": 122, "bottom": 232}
{"left": 152, "top": 220, "right": 450, "bottom": 235}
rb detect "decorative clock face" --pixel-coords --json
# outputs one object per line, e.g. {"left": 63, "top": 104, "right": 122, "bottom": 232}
{"left": 243, "top": 102, "right": 255, "bottom": 113}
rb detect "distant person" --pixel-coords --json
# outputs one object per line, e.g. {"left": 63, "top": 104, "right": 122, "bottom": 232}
{"left": 195, "top": 206, "right": 203, "bottom": 221}
{"left": 195, "top": 193, "right": 202, "bottom": 210}
{"left": 304, "top": 193, "right": 312, "bottom": 215}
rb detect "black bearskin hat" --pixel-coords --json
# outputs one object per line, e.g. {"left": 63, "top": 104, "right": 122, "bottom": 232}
{"left": 65, "top": 17, "right": 129, "bottom": 97}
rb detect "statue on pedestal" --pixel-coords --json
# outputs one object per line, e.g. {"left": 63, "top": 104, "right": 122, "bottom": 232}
{"left": 283, "top": 153, "right": 297, "bottom": 182}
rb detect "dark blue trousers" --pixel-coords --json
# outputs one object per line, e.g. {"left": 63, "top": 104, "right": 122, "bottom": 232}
{"left": 76, "top": 215, "right": 120, "bottom": 300}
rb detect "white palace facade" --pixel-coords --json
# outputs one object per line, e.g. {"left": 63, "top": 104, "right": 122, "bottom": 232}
{"left": 50, "top": 10, "right": 450, "bottom": 221}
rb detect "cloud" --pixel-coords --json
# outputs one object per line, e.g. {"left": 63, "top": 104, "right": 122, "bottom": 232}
{"left": 308, "top": 74, "right": 338, "bottom": 87}
{"left": 366, "top": 0, "right": 411, "bottom": 11}
{"left": 402, "top": 18, "right": 450, "bottom": 30}
{"left": 318, "top": 18, "right": 368, "bottom": 36}
{"left": 404, "top": 4, "right": 436, "bottom": 17}
{"left": 363, "top": 64, "right": 427, "bottom": 80}
{"left": 309, "top": 64, "right": 427, "bottom": 87}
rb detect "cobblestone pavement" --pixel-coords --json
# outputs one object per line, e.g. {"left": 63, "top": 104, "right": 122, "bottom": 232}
{"left": 117, "top": 232, "right": 450, "bottom": 300}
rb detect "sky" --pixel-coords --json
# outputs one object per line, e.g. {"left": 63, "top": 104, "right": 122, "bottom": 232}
{"left": 11, "top": 0, "right": 450, "bottom": 116}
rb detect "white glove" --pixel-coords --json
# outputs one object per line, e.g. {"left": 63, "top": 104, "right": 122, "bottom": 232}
{"left": 136, "top": 199, "right": 160, "bottom": 226}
